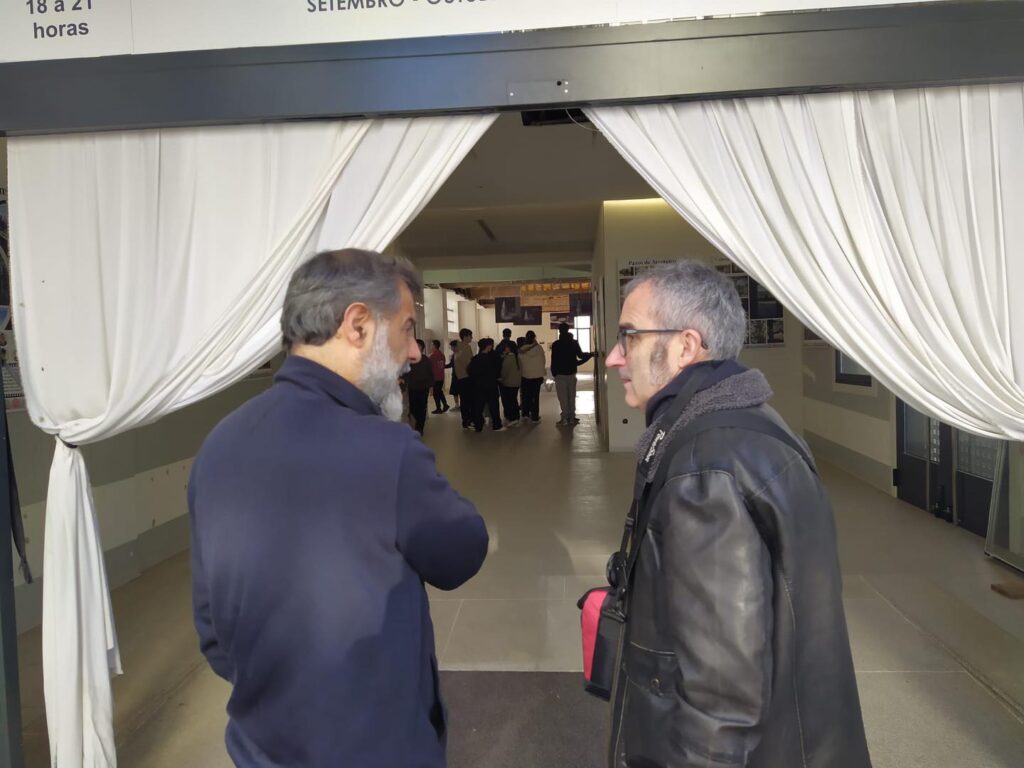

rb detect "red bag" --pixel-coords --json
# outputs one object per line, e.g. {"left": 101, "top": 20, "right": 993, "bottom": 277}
{"left": 577, "top": 587, "right": 623, "bottom": 700}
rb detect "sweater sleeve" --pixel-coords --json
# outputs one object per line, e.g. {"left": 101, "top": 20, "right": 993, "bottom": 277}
{"left": 395, "top": 437, "right": 489, "bottom": 590}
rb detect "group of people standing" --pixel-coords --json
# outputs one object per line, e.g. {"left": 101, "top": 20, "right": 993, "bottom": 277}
{"left": 451, "top": 327, "right": 546, "bottom": 432}
{"left": 402, "top": 322, "right": 595, "bottom": 435}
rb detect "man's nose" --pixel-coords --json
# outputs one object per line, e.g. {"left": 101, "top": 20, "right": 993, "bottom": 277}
{"left": 606, "top": 344, "right": 625, "bottom": 368}
{"left": 409, "top": 338, "right": 422, "bottom": 363}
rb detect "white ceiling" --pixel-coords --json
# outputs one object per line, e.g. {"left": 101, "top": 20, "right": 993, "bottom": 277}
{"left": 398, "top": 202, "right": 598, "bottom": 265}
{"left": 398, "top": 113, "right": 658, "bottom": 271}
{"left": 427, "top": 112, "right": 655, "bottom": 209}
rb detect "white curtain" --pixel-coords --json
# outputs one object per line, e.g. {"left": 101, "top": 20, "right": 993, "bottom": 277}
{"left": 8, "top": 112, "right": 495, "bottom": 766}
{"left": 588, "top": 83, "right": 1024, "bottom": 440}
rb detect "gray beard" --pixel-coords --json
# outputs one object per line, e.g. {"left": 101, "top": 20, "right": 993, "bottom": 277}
{"left": 648, "top": 338, "right": 673, "bottom": 391}
{"left": 360, "top": 326, "right": 409, "bottom": 422}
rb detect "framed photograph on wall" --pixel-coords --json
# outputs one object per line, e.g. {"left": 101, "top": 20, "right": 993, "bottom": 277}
{"left": 569, "top": 292, "right": 593, "bottom": 317}
{"left": 495, "top": 296, "right": 521, "bottom": 324}
{"left": 715, "top": 261, "right": 785, "bottom": 347}
{"left": 550, "top": 312, "right": 572, "bottom": 330}
{"left": 517, "top": 305, "right": 542, "bottom": 325}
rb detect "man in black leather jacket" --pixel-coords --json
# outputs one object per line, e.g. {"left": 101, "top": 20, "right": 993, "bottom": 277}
{"left": 603, "top": 261, "right": 870, "bottom": 768}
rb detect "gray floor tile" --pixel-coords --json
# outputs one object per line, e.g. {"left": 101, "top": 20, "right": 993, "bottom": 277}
{"left": 441, "top": 599, "right": 582, "bottom": 672}
{"left": 857, "top": 671, "right": 1024, "bottom": 768}
{"left": 15, "top": 379, "right": 1024, "bottom": 767}
{"left": 845, "top": 597, "right": 962, "bottom": 672}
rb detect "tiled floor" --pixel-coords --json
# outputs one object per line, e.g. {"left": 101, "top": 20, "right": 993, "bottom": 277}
{"left": 15, "top": 379, "right": 1024, "bottom": 766}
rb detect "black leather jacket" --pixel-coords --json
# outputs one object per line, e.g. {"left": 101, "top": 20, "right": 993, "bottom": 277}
{"left": 611, "top": 370, "right": 870, "bottom": 768}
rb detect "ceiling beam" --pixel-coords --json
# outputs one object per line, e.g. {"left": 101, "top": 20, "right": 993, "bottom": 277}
{"left": 423, "top": 265, "right": 592, "bottom": 285}
{"left": 411, "top": 248, "right": 592, "bottom": 271}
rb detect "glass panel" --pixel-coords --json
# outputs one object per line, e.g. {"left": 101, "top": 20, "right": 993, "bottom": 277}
{"left": 930, "top": 420, "right": 941, "bottom": 463}
{"left": 904, "top": 405, "right": 929, "bottom": 461}
{"left": 574, "top": 316, "right": 592, "bottom": 354}
{"left": 958, "top": 432, "right": 1001, "bottom": 481}
{"left": 838, "top": 352, "right": 871, "bottom": 378}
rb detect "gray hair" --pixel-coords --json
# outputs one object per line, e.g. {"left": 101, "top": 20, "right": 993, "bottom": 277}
{"left": 624, "top": 260, "right": 746, "bottom": 360}
{"left": 281, "top": 248, "right": 422, "bottom": 350}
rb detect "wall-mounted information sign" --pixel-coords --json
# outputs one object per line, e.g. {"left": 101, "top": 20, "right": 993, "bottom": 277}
{"left": 0, "top": 1, "right": 935, "bottom": 64}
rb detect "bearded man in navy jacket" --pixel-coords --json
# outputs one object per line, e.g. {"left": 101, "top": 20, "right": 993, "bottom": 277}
{"left": 188, "top": 248, "right": 489, "bottom": 767}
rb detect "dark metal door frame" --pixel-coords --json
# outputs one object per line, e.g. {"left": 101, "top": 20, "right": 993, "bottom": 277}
{"left": 896, "top": 399, "right": 929, "bottom": 512}
{"left": 0, "top": 368, "right": 24, "bottom": 768}
{"left": 896, "top": 399, "right": 999, "bottom": 537}
{"left": 3, "top": 2, "right": 1024, "bottom": 135}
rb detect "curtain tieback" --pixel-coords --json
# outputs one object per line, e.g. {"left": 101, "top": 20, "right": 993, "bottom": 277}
{"left": 58, "top": 437, "right": 79, "bottom": 450}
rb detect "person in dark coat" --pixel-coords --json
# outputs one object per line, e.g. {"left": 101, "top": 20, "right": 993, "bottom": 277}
{"left": 404, "top": 338, "right": 435, "bottom": 434}
{"left": 550, "top": 323, "right": 593, "bottom": 426}
{"left": 495, "top": 327, "right": 517, "bottom": 356}
{"left": 602, "top": 260, "right": 869, "bottom": 768}
{"left": 189, "top": 249, "right": 489, "bottom": 768}
{"left": 468, "top": 337, "right": 502, "bottom": 432}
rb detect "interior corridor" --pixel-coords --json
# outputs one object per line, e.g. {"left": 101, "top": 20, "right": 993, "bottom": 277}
{"left": 16, "top": 378, "right": 1024, "bottom": 767}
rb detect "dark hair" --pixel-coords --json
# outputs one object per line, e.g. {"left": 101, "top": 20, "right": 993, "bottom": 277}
{"left": 449, "top": 339, "right": 459, "bottom": 349}
{"left": 432, "top": 339, "right": 442, "bottom": 349}
{"left": 525, "top": 330, "right": 537, "bottom": 342}
{"left": 502, "top": 328, "right": 512, "bottom": 338}
{"left": 281, "top": 248, "right": 421, "bottom": 350}
{"left": 558, "top": 322, "right": 570, "bottom": 334}
{"left": 478, "top": 338, "right": 494, "bottom": 352}
{"left": 459, "top": 328, "right": 473, "bottom": 340}
{"left": 416, "top": 339, "right": 426, "bottom": 352}
{"left": 516, "top": 337, "right": 527, "bottom": 346}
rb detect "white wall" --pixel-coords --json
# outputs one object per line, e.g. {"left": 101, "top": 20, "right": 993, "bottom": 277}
{"left": 476, "top": 305, "right": 499, "bottom": 341}
{"left": 597, "top": 199, "right": 805, "bottom": 452}
{"left": 801, "top": 344, "right": 897, "bottom": 494}
{"left": 422, "top": 287, "right": 445, "bottom": 346}
{"left": 593, "top": 206, "right": 610, "bottom": 446}
{"left": 458, "top": 301, "right": 479, "bottom": 338}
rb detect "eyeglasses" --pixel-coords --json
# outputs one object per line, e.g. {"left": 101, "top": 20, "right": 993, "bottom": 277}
{"left": 616, "top": 328, "right": 710, "bottom": 356}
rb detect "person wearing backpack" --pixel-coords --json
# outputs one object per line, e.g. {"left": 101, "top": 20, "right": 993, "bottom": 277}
{"left": 498, "top": 340, "right": 523, "bottom": 426}
{"left": 600, "top": 261, "right": 869, "bottom": 768}
{"left": 517, "top": 330, "right": 547, "bottom": 423}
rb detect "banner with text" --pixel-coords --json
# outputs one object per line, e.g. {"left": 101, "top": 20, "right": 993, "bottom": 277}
{"left": 1, "top": 1, "right": 936, "bottom": 64}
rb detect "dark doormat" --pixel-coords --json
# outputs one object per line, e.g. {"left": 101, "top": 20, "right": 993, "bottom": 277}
{"left": 442, "top": 671, "right": 608, "bottom": 768}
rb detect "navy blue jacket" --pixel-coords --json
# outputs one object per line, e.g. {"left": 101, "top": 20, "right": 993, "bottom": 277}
{"left": 549, "top": 334, "right": 593, "bottom": 377}
{"left": 189, "top": 356, "right": 488, "bottom": 767}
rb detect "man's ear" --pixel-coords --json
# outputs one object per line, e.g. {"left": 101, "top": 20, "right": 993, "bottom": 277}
{"left": 339, "top": 302, "right": 373, "bottom": 347}
{"left": 677, "top": 329, "right": 708, "bottom": 367}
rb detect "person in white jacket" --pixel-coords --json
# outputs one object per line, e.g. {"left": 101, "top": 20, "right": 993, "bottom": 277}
{"left": 499, "top": 343, "right": 523, "bottom": 426}
{"left": 517, "top": 330, "right": 547, "bottom": 423}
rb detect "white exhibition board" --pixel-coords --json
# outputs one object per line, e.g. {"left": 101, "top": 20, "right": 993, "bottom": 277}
{"left": 1, "top": 0, "right": 936, "bottom": 64}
